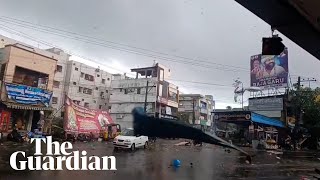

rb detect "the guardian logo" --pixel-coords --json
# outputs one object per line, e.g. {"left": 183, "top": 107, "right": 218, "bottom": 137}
{"left": 10, "top": 136, "right": 117, "bottom": 170}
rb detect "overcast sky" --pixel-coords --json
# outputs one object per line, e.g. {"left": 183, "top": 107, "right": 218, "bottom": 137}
{"left": 0, "top": 0, "right": 319, "bottom": 109}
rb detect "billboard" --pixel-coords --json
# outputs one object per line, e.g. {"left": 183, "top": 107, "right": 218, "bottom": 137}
{"left": 250, "top": 48, "right": 288, "bottom": 88}
{"left": 64, "top": 96, "right": 113, "bottom": 134}
{"left": 5, "top": 83, "right": 52, "bottom": 107}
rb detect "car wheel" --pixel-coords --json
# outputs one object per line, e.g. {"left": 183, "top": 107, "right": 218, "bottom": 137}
{"left": 144, "top": 141, "right": 148, "bottom": 149}
{"left": 131, "top": 144, "right": 135, "bottom": 151}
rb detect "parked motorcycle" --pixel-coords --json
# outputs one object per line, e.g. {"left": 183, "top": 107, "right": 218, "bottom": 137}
{"left": 7, "top": 129, "right": 23, "bottom": 143}
{"left": 77, "top": 133, "right": 91, "bottom": 142}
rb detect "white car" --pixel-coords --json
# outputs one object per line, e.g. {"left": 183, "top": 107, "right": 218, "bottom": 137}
{"left": 113, "top": 128, "right": 148, "bottom": 151}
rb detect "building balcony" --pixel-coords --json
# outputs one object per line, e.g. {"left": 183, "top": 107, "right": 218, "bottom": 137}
{"left": 109, "top": 94, "right": 157, "bottom": 103}
{"left": 200, "top": 108, "right": 208, "bottom": 114}
{"left": 111, "top": 77, "right": 158, "bottom": 88}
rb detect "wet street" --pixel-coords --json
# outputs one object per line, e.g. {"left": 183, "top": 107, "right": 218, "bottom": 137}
{"left": 0, "top": 139, "right": 319, "bottom": 180}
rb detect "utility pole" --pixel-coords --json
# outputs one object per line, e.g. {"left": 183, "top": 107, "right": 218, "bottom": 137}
{"left": 241, "top": 82, "right": 244, "bottom": 110}
{"left": 192, "top": 98, "right": 196, "bottom": 125}
{"left": 144, "top": 81, "right": 149, "bottom": 113}
{"left": 292, "top": 76, "right": 301, "bottom": 150}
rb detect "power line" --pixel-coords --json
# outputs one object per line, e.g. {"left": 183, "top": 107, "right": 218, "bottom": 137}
{"left": 0, "top": 18, "right": 250, "bottom": 73}
{"left": 0, "top": 16, "right": 250, "bottom": 71}
{"left": 0, "top": 21, "right": 315, "bottom": 94}
{"left": 0, "top": 22, "right": 312, "bottom": 80}
{"left": 0, "top": 25, "right": 136, "bottom": 76}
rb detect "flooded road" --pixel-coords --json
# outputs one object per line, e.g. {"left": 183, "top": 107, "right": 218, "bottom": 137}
{"left": 0, "top": 139, "right": 319, "bottom": 180}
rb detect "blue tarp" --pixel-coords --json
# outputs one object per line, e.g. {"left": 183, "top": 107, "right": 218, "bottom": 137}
{"left": 251, "top": 112, "right": 285, "bottom": 128}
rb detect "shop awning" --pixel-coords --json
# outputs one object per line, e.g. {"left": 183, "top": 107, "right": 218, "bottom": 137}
{"left": 2, "top": 102, "right": 55, "bottom": 111}
{"left": 251, "top": 112, "right": 285, "bottom": 128}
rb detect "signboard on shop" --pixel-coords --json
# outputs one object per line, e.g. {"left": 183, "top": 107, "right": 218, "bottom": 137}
{"left": 157, "top": 96, "right": 168, "bottom": 105}
{"left": 248, "top": 96, "right": 283, "bottom": 111}
{"left": 5, "top": 83, "right": 53, "bottom": 107}
{"left": 214, "top": 111, "right": 251, "bottom": 122}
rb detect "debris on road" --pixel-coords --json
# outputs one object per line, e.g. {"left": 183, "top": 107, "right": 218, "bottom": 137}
{"left": 267, "top": 150, "right": 283, "bottom": 155}
{"left": 175, "top": 141, "right": 191, "bottom": 146}
{"left": 172, "top": 159, "right": 181, "bottom": 167}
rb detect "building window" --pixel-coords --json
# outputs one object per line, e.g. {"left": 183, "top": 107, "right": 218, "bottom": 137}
{"left": 56, "top": 65, "right": 63, "bottom": 72}
{"left": 73, "top": 100, "right": 80, "bottom": 105}
{"left": 107, "top": 78, "right": 110, "bottom": 81}
{"left": 75, "top": 67, "right": 79, "bottom": 71}
{"left": 137, "top": 88, "right": 141, "bottom": 94}
{"left": 106, "top": 90, "right": 108, "bottom": 93}
{"left": 73, "top": 82, "right": 77, "bottom": 85}
{"left": 52, "top": 97, "right": 58, "bottom": 104}
{"left": 84, "top": 74, "right": 94, "bottom": 81}
{"left": 13, "top": 66, "right": 49, "bottom": 88}
{"left": 100, "top": 92, "right": 104, "bottom": 97}
{"left": 108, "top": 106, "right": 111, "bottom": 109}
{"left": 80, "top": 72, "right": 84, "bottom": 78}
{"left": 53, "top": 81, "right": 60, "bottom": 88}
{"left": 120, "top": 88, "right": 123, "bottom": 92}
{"left": 105, "top": 103, "right": 107, "bottom": 105}
{"left": 78, "top": 87, "right": 83, "bottom": 92}
{"left": 102, "top": 79, "right": 106, "bottom": 84}
{"left": 84, "top": 103, "right": 89, "bottom": 108}
{"left": 93, "top": 100, "right": 96, "bottom": 103}
{"left": 82, "top": 99, "right": 84, "bottom": 101}
{"left": 83, "top": 88, "right": 93, "bottom": 95}
{"left": 95, "top": 87, "right": 99, "bottom": 90}
{"left": 97, "top": 74, "right": 100, "bottom": 77}
{"left": 99, "top": 105, "right": 102, "bottom": 109}
{"left": 124, "top": 89, "right": 128, "bottom": 94}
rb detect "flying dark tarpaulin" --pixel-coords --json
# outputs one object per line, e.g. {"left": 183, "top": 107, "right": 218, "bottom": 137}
{"left": 132, "top": 107, "right": 252, "bottom": 163}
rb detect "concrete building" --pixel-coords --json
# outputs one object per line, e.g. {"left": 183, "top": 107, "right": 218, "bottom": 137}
{"left": 0, "top": 44, "right": 57, "bottom": 133}
{"left": 0, "top": 35, "right": 71, "bottom": 118}
{"left": 178, "top": 94, "right": 214, "bottom": 127}
{"left": 45, "top": 48, "right": 70, "bottom": 117}
{"left": 109, "top": 63, "right": 179, "bottom": 129}
{"left": 0, "top": 35, "right": 113, "bottom": 117}
{"left": 64, "top": 60, "right": 112, "bottom": 111}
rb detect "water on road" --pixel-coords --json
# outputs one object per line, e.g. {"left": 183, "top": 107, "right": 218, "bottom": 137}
{"left": 0, "top": 139, "right": 319, "bottom": 180}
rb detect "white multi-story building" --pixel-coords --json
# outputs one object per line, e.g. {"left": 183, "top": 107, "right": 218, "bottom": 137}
{"left": 45, "top": 48, "right": 70, "bottom": 117}
{"left": 109, "top": 63, "right": 179, "bottom": 129}
{"left": 64, "top": 60, "right": 112, "bottom": 111}
{"left": 178, "top": 94, "right": 214, "bottom": 127}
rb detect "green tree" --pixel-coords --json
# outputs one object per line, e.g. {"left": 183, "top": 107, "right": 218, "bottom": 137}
{"left": 290, "top": 87, "right": 320, "bottom": 128}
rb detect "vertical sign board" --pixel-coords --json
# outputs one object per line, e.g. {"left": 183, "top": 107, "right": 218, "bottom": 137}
{"left": 250, "top": 48, "right": 289, "bottom": 89}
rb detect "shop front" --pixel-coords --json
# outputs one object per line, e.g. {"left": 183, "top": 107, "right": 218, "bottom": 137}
{"left": 0, "top": 83, "right": 55, "bottom": 135}
{"left": 213, "top": 111, "right": 286, "bottom": 148}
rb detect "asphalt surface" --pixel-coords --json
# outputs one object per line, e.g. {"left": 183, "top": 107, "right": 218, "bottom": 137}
{"left": 0, "top": 139, "right": 319, "bottom": 180}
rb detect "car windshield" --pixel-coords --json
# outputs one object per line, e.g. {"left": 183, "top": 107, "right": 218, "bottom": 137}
{"left": 122, "top": 129, "right": 134, "bottom": 136}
